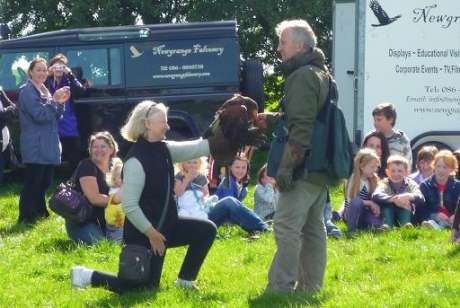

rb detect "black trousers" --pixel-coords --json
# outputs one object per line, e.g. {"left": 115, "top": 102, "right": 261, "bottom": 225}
{"left": 60, "top": 136, "right": 82, "bottom": 172}
{"left": 18, "top": 163, "right": 54, "bottom": 223}
{"left": 91, "top": 217, "right": 217, "bottom": 294}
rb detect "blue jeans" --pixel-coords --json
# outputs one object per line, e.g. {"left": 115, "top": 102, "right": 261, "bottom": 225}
{"left": 208, "top": 196, "right": 268, "bottom": 232}
{"left": 106, "top": 224, "right": 123, "bottom": 243}
{"left": 382, "top": 204, "right": 411, "bottom": 227}
{"left": 65, "top": 221, "right": 106, "bottom": 245}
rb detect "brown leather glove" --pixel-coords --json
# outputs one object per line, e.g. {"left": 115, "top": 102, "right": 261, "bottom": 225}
{"left": 241, "top": 126, "right": 266, "bottom": 147}
{"left": 276, "top": 141, "right": 306, "bottom": 192}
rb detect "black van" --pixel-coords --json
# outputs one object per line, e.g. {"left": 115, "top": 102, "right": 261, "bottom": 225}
{"left": 0, "top": 21, "right": 264, "bottom": 155}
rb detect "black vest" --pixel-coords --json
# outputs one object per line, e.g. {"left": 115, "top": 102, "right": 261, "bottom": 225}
{"left": 123, "top": 137, "right": 177, "bottom": 247}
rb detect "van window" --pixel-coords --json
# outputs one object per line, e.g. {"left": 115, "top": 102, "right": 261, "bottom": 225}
{"left": 0, "top": 51, "right": 49, "bottom": 90}
{"left": 64, "top": 47, "right": 122, "bottom": 87}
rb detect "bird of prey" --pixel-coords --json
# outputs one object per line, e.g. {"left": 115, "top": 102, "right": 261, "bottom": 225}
{"left": 369, "top": 0, "right": 401, "bottom": 27}
{"left": 203, "top": 95, "right": 265, "bottom": 187}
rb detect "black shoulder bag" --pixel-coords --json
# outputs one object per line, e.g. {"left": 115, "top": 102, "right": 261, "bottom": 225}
{"left": 118, "top": 170, "right": 171, "bottom": 285}
{"left": 49, "top": 163, "right": 93, "bottom": 223}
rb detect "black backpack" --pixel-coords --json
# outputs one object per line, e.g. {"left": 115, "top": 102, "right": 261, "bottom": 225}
{"left": 305, "top": 75, "right": 353, "bottom": 184}
{"left": 267, "top": 69, "right": 353, "bottom": 185}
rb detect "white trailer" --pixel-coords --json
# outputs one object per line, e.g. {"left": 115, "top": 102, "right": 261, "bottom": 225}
{"left": 333, "top": 0, "right": 460, "bottom": 162}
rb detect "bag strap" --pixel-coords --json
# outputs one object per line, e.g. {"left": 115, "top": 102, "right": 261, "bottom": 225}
{"left": 68, "top": 161, "right": 84, "bottom": 187}
{"left": 156, "top": 162, "right": 171, "bottom": 231}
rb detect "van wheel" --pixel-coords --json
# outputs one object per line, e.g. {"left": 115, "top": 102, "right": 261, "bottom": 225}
{"left": 241, "top": 59, "right": 265, "bottom": 112}
{"left": 412, "top": 141, "right": 451, "bottom": 169}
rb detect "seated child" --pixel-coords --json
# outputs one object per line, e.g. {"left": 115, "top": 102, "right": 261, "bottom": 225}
{"left": 343, "top": 148, "right": 382, "bottom": 232}
{"left": 373, "top": 155, "right": 424, "bottom": 229}
{"left": 324, "top": 192, "right": 343, "bottom": 239}
{"left": 104, "top": 158, "right": 124, "bottom": 243}
{"left": 175, "top": 156, "right": 268, "bottom": 234}
{"left": 254, "top": 164, "right": 278, "bottom": 221}
{"left": 410, "top": 145, "right": 438, "bottom": 185}
{"left": 213, "top": 155, "right": 268, "bottom": 233}
{"left": 175, "top": 157, "right": 213, "bottom": 220}
{"left": 418, "top": 150, "right": 460, "bottom": 229}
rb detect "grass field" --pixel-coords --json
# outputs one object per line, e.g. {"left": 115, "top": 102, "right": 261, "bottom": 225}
{"left": 1, "top": 153, "right": 460, "bottom": 307}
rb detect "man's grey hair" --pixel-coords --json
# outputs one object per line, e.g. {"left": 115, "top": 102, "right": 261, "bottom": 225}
{"left": 275, "top": 19, "right": 317, "bottom": 50}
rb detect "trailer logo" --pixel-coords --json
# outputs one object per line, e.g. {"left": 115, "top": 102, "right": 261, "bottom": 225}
{"left": 413, "top": 4, "right": 460, "bottom": 29}
{"left": 369, "top": 0, "right": 401, "bottom": 27}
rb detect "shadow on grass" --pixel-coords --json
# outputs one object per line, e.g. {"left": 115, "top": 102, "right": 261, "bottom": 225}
{"left": 446, "top": 245, "right": 460, "bottom": 257}
{"left": 36, "top": 238, "right": 79, "bottom": 253}
{"left": 248, "top": 290, "right": 326, "bottom": 307}
{"left": 0, "top": 222, "right": 34, "bottom": 237}
{"left": 92, "top": 287, "right": 159, "bottom": 306}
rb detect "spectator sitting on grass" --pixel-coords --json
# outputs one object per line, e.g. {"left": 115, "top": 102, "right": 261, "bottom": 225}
{"left": 323, "top": 191, "right": 343, "bottom": 239}
{"left": 342, "top": 148, "right": 382, "bottom": 232}
{"left": 254, "top": 164, "right": 278, "bottom": 221}
{"left": 362, "top": 131, "right": 390, "bottom": 179}
{"left": 410, "top": 145, "right": 438, "bottom": 185}
{"left": 104, "top": 157, "right": 124, "bottom": 243}
{"left": 418, "top": 150, "right": 460, "bottom": 229}
{"left": 175, "top": 156, "right": 268, "bottom": 236}
{"left": 212, "top": 155, "right": 269, "bottom": 235}
{"left": 65, "top": 131, "right": 119, "bottom": 244}
{"left": 373, "top": 155, "right": 424, "bottom": 230}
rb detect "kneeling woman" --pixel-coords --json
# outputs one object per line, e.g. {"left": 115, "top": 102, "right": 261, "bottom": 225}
{"left": 71, "top": 101, "right": 217, "bottom": 292}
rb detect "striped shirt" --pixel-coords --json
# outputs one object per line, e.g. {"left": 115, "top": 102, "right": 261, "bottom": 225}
{"left": 344, "top": 179, "right": 371, "bottom": 209}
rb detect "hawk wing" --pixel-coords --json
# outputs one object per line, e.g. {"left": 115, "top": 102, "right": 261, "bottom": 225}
{"left": 369, "top": 0, "right": 390, "bottom": 24}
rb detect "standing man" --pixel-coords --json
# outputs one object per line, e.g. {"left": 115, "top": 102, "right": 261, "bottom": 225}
{"left": 258, "top": 19, "right": 331, "bottom": 293}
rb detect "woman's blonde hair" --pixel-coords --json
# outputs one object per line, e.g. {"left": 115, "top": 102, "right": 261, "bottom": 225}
{"left": 107, "top": 157, "right": 123, "bottom": 188}
{"left": 175, "top": 157, "right": 208, "bottom": 176}
{"left": 346, "top": 148, "right": 380, "bottom": 200}
{"left": 433, "top": 149, "right": 458, "bottom": 175}
{"left": 121, "top": 100, "right": 168, "bottom": 142}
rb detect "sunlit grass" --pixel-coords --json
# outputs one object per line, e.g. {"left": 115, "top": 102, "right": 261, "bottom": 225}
{"left": 1, "top": 153, "right": 459, "bottom": 307}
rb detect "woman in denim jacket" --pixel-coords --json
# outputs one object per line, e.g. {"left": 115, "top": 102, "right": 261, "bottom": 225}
{"left": 17, "top": 58, "right": 70, "bottom": 223}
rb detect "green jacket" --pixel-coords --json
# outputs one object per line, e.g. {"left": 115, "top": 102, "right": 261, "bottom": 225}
{"left": 268, "top": 48, "right": 331, "bottom": 185}
{"left": 282, "top": 48, "right": 330, "bottom": 150}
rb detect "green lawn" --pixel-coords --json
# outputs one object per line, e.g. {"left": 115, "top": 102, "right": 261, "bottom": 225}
{"left": 1, "top": 155, "right": 460, "bottom": 307}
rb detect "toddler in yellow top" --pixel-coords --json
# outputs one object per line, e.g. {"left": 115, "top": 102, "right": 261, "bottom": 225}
{"left": 105, "top": 158, "right": 124, "bottom": 242}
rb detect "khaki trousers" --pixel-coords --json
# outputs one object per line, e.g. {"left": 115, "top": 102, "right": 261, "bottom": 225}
{"left": 267, "top": 178, "right": 327, "bottom": 292}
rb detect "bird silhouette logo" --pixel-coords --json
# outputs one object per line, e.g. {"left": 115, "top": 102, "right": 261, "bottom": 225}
{"left": 369, "top": 0, "right": 401, "bottom": 27}
{"left": 129, "top": 46, "right": 144, "bottom": 58}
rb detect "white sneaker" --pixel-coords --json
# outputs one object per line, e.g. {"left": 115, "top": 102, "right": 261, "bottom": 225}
{"left": 422, "top": 220, "right": 441, "bottom": 230}
{"left": 175, "top": 278, "right": 199, "bottom": 290}
{"left": 71, "top": 266, "right": 93, "bottom": 289}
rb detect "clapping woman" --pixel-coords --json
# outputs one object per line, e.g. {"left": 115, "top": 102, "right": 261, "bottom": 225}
{"left": 18, "top": 58, "right": 70, "bottom": 224}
